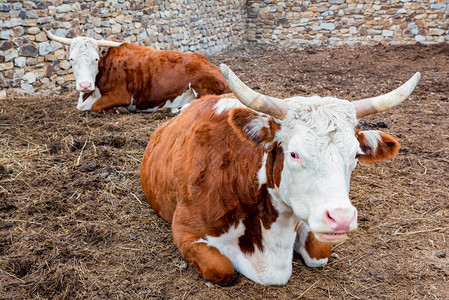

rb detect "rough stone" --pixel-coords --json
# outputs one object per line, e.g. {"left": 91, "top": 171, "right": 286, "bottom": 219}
{"left": 0, "top": 62, "right": 14, "bottom": 71}
{"left": 25, "top": 57, "right": 38, "bottom": 66}
{"left": 1, "top": 41, "right": 14, "bottom": 51}
{"left": 37, "top": 17, "right": 53, "bottom": 24}
{"left": 50, "top": 41, "right": 62, "bottom": 52}
{"left": 38, "top": 42, "right": 52, "bottom": 56}
{"left": 429, "top": 28, "right": 445, "bottom": 35}
{"left": 14, "top": 57, "right": 27, "bottom": 67}
{"left": 112, "top": 24, "right": 122, "bottom": 33}
{"left": 21, "top": 82, "right": 35, "bottom": 94}
{"left": 321, "top": 23, "right": 336, "bottom": 31}
{"left": 13, "top": 27, "right": 25, "bottom": 37}
{"left": 5, "top": 49, "right": 18, "bottom": 62}
{"left": 0, "top": 4, "right": 11, "bottom": 12}
{"left": 64, "top": 74, "right": 75, "bottom": 81}
{"left": 93, "top": 17, "right": 102, "bottom": 27}
{"left": 1, "top": 30, "right": 10, "bottom": 40}
{"left": 20, "top": 44, "right": 38, "bottom": 57}
{"left": 56, "top": 4, "right": 71, "bottom": 13}
{"left": 415, "top": 35, "right": 426, "bottom": 42}
{"left": 35, "top": 31, "right": 48, "bottom": 42}
{"left": 55, "top": 28, "right": 67, "bottom": 37}
{"left": 60, "top": 60, "right": 71, "bottom": 70}
{"left": 382, "top": 30, "right": 394, "bottom": 37}
{"left": 23, "top": 71, "right": 36, "bottom": 83}
{"left": 430, "top": 4, "right": 446, "bottom": 10}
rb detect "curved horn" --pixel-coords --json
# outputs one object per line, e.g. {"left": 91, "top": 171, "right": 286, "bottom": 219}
{"left": 43, "top": 28, "right": 72, "bottom": 45}
{"left": 353, "top": 72, "right": 421, "bottom": 118}
{"left": 96, "top": 39, "right": 124, "bottom": 47}
{"left": 220, "top": 64, "right": 287, "bottom": 120}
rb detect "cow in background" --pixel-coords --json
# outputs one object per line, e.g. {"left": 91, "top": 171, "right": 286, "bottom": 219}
{"left": 141, "top": 64, "right": 420, "bottom": 285}
{"left": 44, "top": 29, "right": 230, "bottom": 113}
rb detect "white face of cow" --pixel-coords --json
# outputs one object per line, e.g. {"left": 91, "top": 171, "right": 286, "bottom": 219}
{"left": 43, "top": 29, "right": 124, "bottom": 96}
{"left": 276, "top": 97, "right": 360, "bottom": 243}
{"left": 69, "top": 37, "right": 100, "bottom": 93}
{"left": 220, "top": 64, "right": 419, "bottom": 245}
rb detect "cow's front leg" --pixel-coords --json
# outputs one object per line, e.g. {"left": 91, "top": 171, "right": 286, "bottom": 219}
{"left": 77, "top": 88, "right": 102, "bottom": 111}
{"left": 172, "top": 212, "right": 235, "bottom": 285}
{"left": 90, "top": 88, "right": 131, "bottom": 113}
{"left": 294, "top": 221, "right": 331, "bottom": 267}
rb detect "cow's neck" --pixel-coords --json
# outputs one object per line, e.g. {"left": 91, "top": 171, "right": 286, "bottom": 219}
{"left": 258, "top": 145, "right": 299, "bottom": 250}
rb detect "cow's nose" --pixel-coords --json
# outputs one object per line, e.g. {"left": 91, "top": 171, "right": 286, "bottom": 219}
{"left": 323, "top": 208, "right": 356, "bottom": 233}
{"left": 79, "top": 81, "right": 93, "bottom": 91}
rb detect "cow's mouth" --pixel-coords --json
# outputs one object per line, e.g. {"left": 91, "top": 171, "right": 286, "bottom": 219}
{"left": 315, "top": 232, "right": 348, "bottom": 244}
{"left": 82, "top": 91, "right": 93, "bottom": 102}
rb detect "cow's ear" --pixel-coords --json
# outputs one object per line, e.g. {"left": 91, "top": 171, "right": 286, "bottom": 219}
{"left": 356, "top": 130, "right": 400, "bottom": 163}
{"left": 228, "top": 107, "right": 280, "bottom": 148}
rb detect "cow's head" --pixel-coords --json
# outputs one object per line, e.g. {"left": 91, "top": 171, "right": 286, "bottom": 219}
{"left": 221, "top": 64, "right": 420, "bottom": 244}
{"left": 44, "top": 29, "right": 123, "bottom": 93}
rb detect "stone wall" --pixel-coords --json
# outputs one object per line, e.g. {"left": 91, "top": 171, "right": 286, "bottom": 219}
{"left": 1, "top": 1, "right": 449, "bottom": 97}
{"left": 247, "top": 0, "right": 449, "bottom": 47}
{"left": 0, "top": 0, "right": 246, "bottom": 97}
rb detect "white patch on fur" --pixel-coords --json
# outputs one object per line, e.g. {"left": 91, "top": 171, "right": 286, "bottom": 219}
{"left": 76, "top": 88, "right": 101, "bottom": 111}
{"left": 189, "top": 83, "right": 198, "bottom": 97}
{"left": 294, "top": 221, "right": 328, "bottom": 268}
{"left": 194, "top": 222, "right": 263, "bottom": 285}
{"left": 194, "top": 203, "right": 300, "bottom": 286}
{"left": 213, "top": 97, "right": 246, "bottom": 115}
{"left": 127, "top": 87, "right": 197, "bottom": 113}
{"left": 245, "top": 117, "right": 269, "bottom": 141}
{"left": 360, "top": 130, "right": 382, "bottom": 150}
{"left": 257, "top": 152, "right": 268, "bottom": 187}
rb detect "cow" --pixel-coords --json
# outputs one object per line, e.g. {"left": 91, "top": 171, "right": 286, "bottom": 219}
{"left": 43, "top": 29, "right": 230, "bottom": 113}
{"left": 140, "top": 64, "right": 420, "bottom": 286}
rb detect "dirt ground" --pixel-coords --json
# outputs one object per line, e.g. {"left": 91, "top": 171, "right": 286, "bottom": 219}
{"left": 1, "top": 44, "right": 448, "bottom": 299}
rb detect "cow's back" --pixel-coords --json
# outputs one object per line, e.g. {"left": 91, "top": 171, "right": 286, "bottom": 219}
{"left": 97, "top": 44, "right": 230, "bottom": 110}
{"left": 140, "top": 95, "right": 264, "bottom": 227}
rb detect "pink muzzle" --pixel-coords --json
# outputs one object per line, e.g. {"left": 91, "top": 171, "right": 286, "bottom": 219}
{"left": 79, "top": 81, "right": 93, "bottom": 92}
{"left": 323, "top": 208, "right": 357, "bottom": 233}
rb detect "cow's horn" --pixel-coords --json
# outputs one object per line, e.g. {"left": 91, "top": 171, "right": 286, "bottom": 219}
{"left": 96, "top": 40, "right": 124, "bottom": 47}
{"left": 220, "top": 64, "right": 287, "bottom": 120}
{"left": 43, "top": 28, "right": 72, "bottom": 45}
{"left": 353, "top": 72, "right": 421, "bottom": 118}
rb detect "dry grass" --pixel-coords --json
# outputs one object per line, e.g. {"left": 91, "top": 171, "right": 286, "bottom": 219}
{"left": 1, "top": 44, "right": 448, "bottom": 299}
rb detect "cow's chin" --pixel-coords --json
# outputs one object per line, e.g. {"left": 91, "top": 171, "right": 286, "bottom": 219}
{"left": 314, "top": 232, "right": 349, "bottom": 244}
{"left": 78, "top": 88, "right": 95, "bottom": 94}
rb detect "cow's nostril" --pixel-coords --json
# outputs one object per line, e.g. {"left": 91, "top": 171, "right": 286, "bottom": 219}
{"left": 325, "top": 210, "right": 336, "bottom": 225}
{"left": 79, "top": 81, "right": 92, "bottom": 89}
{"left": 325, "top": 208, "right": 355, "bottom": 233}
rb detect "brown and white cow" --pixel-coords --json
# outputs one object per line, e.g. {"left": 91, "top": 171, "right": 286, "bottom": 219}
{"left": 44, "top": 29, "right": 230, "bottom": 113}
{"left": 140, "top": 65, "right": 420, "bottom": 285}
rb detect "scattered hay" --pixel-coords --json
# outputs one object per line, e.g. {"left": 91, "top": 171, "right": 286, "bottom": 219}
{"left": 1, "top": 44, "right": 448, "bottom": 299}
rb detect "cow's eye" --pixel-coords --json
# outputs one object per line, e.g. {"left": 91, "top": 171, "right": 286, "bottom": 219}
{"left": 95, "top": 58, "right": 99, "bottom": 62}
{"left": 290, "top": 152, "right": 300, "bottom": 160}
{"left": 355, "top": 152, "right": 363, "bottom": 159}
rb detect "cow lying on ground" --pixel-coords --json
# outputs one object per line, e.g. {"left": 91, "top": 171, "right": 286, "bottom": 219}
{"left": 44, "top": 29, "right": 230, "bottom": 113}
{"left": 140, "top": 65, "right": 420, "bottom": 285}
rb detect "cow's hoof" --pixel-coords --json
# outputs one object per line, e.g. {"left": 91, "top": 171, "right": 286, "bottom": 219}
{"left": 302, "top": 254, "right": 329, "bottom": 268}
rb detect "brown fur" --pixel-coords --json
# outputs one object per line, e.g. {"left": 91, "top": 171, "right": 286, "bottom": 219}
{"left": 90, "top": 43, "right": 230, "bottom": 113}
{"left": 304, "top": 231, "right": 332, "bottom": 260}
{"left": 141, "top": 96, "right": 283, "bottom": 284}
{"left": 355, "top": 129, "right": 400, "bottom": 163}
